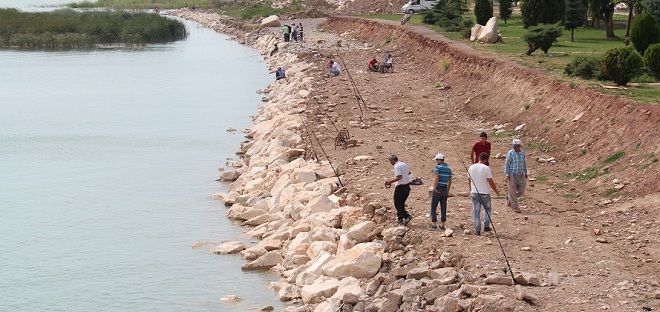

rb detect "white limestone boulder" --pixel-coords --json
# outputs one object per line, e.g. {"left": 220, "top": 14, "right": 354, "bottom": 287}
{"left": 242, "top": 251, "right": 283, "bottom": 271}
{"left": 210, "top": 241, "right": 246, "bottom": 254}
{"left": 346, "top": 221, "right": 377, "bottom": 243}
{"left": 477, "top": 17, "right": 501, "bottom": 43}
{"left": 300, "top": 277, "right": 340, "bottom": 303}
{"left": 322, "top": 242, "right": 384, "bottom": 279}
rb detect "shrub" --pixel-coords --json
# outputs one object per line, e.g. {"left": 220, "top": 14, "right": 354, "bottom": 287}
{"left": 520, "top": 0, "right": 565, "bottom": 28}
{"left": 424, "top": 0, "right": 471, "bottom": 35}
{"left": 499, "top": 0, "right": 513, "bottom": 24}
{"left": 474, "top": 0, "right": 493, "bottom": 26}
{"left": 644, "top": 43, "right": 660, "bottom": 79}
{"left": 564, "top": 56, "right": 602, "bottom": 79}
{"left": 600, "top": 47, "right": 644, "bottom": 85}
{"left": 523, "top": 24, "right": 563, "bottom": 55}
{"left": 630, "top": 13, "right": 660, "bottom": 55}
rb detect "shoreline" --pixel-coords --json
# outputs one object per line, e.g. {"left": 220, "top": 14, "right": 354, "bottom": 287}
{"left": 174, "top": 8, "right": 660, "bottom": 312}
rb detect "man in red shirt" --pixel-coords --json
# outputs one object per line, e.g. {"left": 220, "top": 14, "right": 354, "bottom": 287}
{"left": 368, "top": 58, "right": 379, "bottom": 72}
{"left": 471, "top": 132, "right": 491, "bottom": 166}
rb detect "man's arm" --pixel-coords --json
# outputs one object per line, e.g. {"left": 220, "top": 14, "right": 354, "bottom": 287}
{"left": 386, "top": 175, "right": 402, "bottom": 186}
{"left": 432, "top": 174, "right": 440, "bottom": 193}
{"left": 447, "top": 177, "right": 452, "bottom": 193}
{"left": 487, "top": 178, "right": 500, "bottom": 196}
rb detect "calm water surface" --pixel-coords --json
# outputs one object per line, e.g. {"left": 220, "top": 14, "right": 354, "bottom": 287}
{"left": 0, "top": 2, "right": 282, "bottom": 311}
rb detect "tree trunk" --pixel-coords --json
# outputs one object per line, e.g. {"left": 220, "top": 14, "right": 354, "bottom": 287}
{"left": 625, "top": 2, "right": 634, "bottom": 37}
{"left": 571, "top": 28, "right": 575, "bottom": 42}
{"left": 605, "top": 4, "right": 616, "bottom": 38}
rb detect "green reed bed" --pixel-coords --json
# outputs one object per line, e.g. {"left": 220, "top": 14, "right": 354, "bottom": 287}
{"left": 0, "top": 8, "right": 187, "bottom": 50}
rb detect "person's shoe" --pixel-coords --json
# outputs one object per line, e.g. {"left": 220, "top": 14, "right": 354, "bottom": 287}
{"left": 513, "top": 207, "right": 522, "bottom": 213}
{"left": 506, "top": 195, "right": 512, "bottom": 208}
{"left": 475, "top": 231, "right": 481, "bottom": 236}
{"left": 427, "top": 224, "right": 438, "bottom": 230}
{"left": 403, "top": 215, "right": 413, "bottom": 225}
{"left": 397, "top": 219, "right": 404, "bottom": 225}
{"left": 438, "top": 223, "right": 446, "bottom": 230}
{"left": 483, "top": 226, "right": 492, "bottom": 232}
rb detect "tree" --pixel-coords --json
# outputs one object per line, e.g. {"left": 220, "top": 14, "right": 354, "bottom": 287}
{"left": 566, "top": 0, "right": 585, "bottom": 41}
{"left": 499, "top": 0, "right": 513, "bottom": 24}
{"left": 520, "top": 0, "right": 566, "bottom": 27}
{"left": 630, "top": 13, "right": 660, "bottom": 54}
{"left": 640, "top": 0, "right": 660, "bottom": 21}
{"left": 625, "top": 0, "right": 635, "bottom": 37}
{"left": 592, "top": 0, "right": 616, "bottom": 38}
{"left": 644, "top": 43, "right": 660, "bottom": 79}
{"left": 474, "top": 0, "right": 493, "bottom": 25}
{"left": 523, "top": 24, "right": 564, "bottom": 55}
{"left": 600, "top": 47, "right": 644, "bottom": 85}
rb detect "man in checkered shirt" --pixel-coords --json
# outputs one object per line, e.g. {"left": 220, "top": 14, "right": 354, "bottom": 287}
{"left": 504, "top": 138, "right": 528, "bottom": 213}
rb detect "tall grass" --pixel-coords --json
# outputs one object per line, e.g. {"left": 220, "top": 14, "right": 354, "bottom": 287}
{"left": 0, "top": 8, "right": 187, "bottom": 50}
{"left": 69, "top": 0, "right": 213, "bottom": 9}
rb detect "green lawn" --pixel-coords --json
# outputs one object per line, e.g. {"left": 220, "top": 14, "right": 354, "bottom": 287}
{"left": 364, "top": 13, "right": 659, "bottom": 104}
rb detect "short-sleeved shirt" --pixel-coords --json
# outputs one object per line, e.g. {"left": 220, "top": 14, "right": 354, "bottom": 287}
{"left": 331, "top": 62, "right": 340, "bottom": 72}
{"left": 504, "top": 149, "right": 527, "bottom": 176}
{"left": 472, "top": 141, "right": 491, "bottom": 165}
{"left": 433, "top": 163, "right": 452, "bottom": 187}
{"left": 468, "top": 163, "right": 493, "bottom": 194}
{"left": 282, "top": 26, "right": 290, "bottom": 34}
{"left": 393, "top": 161, "right": 411, "bottom": 186}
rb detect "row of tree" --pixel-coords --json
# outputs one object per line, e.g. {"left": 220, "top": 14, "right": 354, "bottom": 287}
{"left": 515, "top": 0, "right": 660, "bottom": 41}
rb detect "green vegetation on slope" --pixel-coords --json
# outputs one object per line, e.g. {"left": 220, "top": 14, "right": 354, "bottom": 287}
{"left": 70, "top": 0, "right": 212, "bottom": 9}
{"left": 0, "top": 8, "right": 186, "bottom": 50}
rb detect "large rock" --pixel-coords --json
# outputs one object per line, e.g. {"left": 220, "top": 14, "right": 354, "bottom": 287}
{"left": 304, "top": 195, "right": 339, "bottom": 217}
{"left": 484, "top": 274, "right": 514, "bottom": 286}
{"left": 514, "top": 272, "right": 541, "bottom": 286}
{"left": 210, "top": 241, "right": 246, "bottom": 254}
{"left": 430, "top": 267, "right": 459, "bottom": 285}
{"left": 307, "top": 241, "right": 337, "bottom": 259}
{"left": 330, "top": 277, "right": 364, "bottom": 300}
{"left": 261, "top": 15, "right": 281, "bottom": 27}
{"left": 470, "top": 24, "right": 484, "bottom": 41}
{"left": 220, "top": 169, "right": 241, "bottom": 181}
{"left": 300, "top": 278, "right": 340, "bottom": 303}
{"left": 346, "top": 221, "right": 377, "bottom": 243}
{"left": 242, "top": 251, "right": 283, "bottom": 271}
{"left": 322, "top": 242, "right": 384, "bottom": 278}
{"left": 277, "top": 283, "right": 300, "bottom": 301}
{"left": 434, "top": 295, "right": 462, "bottom": 312}
{"left": 477, "top": 17, "right": 501, "bottom": 43}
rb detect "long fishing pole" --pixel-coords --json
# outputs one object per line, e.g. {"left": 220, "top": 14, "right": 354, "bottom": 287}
{"left": 447, "top": 142, "right": 517, "bottom": 285}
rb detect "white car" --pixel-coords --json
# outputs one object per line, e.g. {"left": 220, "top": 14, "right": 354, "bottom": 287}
{"left": 400, "top": 0, "right": 440, "bottom": 14}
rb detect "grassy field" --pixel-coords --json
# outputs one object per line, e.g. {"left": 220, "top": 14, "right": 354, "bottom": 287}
{"left": 0, "top": 8, "right": 187, "bottom": 49}
{"left": 70, "top": 0, "right": 214, "bottom": 9}
{"left": 364, "top": 13, "right": 659, "bottom": 103}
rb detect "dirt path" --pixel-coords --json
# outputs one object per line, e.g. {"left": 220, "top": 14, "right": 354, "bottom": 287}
{"left": 285, "top": 16, "right": 659, "bottom": 312}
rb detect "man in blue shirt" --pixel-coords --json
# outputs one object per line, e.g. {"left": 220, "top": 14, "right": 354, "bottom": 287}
{"left": 430, "top": 153, "right": 452, "bottom": 230}
{"left": 504, "top": 138, "right": 528, "bottom": 213}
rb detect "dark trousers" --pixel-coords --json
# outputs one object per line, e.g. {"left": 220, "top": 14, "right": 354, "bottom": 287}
{"left": 284, "top": 33, "right": 290, "bottom": 42}
{"left": 430, "top": 185, "right": 448, "bottom": 222}
{"left": 393, "top": 184, "right": 411, "bottom": 221}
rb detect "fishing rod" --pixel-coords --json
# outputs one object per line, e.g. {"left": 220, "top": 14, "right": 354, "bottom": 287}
{"left": 446, "top": 141, "right": 517, "bottom": 285}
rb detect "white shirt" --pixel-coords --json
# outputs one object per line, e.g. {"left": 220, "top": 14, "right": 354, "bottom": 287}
{"left": 468, "top": 163, "right": 493, "bottom": 194}
{"left": 331, "top": 62, "right": 340, "bottom": 71}
{"left": 393, "top": 161, "right": 411, "bottom": 186}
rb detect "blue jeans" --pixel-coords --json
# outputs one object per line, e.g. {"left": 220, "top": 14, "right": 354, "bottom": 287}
{"left": 330, "top": 69, "right": 340, "bottom": 76}
{"left": 430, "top": 185, "right": 448, "bottom": 223}
{"left": 471, "top": 193, "right": 492, "bottom": 232}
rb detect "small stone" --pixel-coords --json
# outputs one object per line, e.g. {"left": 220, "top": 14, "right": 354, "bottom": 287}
{"left": 484, "top": 274, "right": 514, "bottom": 286}
{"left": 260, "top": 306, "right": 274, "bottom": 311}
{"left": 521, "top": 246, "right": 532, "bottom": 251}
{"left": 654, "top": 291, "right": 660, "bottom": 299}
{"left": 219, "top": 295, "right": 241, "bottom": 303}
{"left": 596, "top": 237, "right": 609, "bottom": 244}
{"left": 564, "top": 238, "right": 572, "bottom": 244}
{"left": 514, "top": 285, "right": 538, "bottom": 305}
{"left": 443, "top": 229, "right": 454, "bottom": 237}
{"left": 548, "top": 272, "right": 559, "bottom": 286}
{"left": 594, "top": 228, "right": 602, "bottom": 236}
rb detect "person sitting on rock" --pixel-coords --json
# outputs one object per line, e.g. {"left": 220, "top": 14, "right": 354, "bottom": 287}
{"left": 368, "top": 58, "right": 379, "bottom": 72}
{"left": 271, "top": 67, "right": 285, "bottom": 80}
{"left": 328, "top": 60, "right": 341, "bottom": 76}
{"left": 381, "top": 53, "right": 394, "bottom": 72}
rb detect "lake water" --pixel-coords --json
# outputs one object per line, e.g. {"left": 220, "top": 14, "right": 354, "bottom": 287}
{"left": 0, "top": 2, "right": 283, "bottom": 311}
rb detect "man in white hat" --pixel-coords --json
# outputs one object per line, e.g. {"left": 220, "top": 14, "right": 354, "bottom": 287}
{"left": 504, "top": 138, "right": 528, "bottom": 213}
{"left": 429, "top": 153, "right": 452, "bottom": 230}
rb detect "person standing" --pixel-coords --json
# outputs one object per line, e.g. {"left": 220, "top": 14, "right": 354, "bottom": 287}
{"left": 291, "top": 23, "right": 298, "bottom": 42}
{"left": 298, "top": 23, "right": 304, "bottom": 42}
{"left": 282, "top": 24, "right": 290, "bottom": 42}
{"left": 429, "top": 154, "right": 452, "bottom": 230}
{"left": 471, "top": 132, "right": 491, "bottom": 166}
{"left": 504, "top": 138, "right": 527, "bottom": 213}
{"left": 468, "top": 152, "right": 500, "bottom": 235}
{"left": 385, "top": 155, "right": 412, "bottom": 225}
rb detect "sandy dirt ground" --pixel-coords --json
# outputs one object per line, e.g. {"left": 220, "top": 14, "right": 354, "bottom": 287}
{"left": 271, "top": 17, "right": 660, "bottom": 311}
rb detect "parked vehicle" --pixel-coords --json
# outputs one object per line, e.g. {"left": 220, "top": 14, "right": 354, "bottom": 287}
{"left": 400, "top": 0, "right": 439, "bottom": 13}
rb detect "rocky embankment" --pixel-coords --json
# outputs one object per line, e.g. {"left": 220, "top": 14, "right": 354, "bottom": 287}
{"left": 174, "top": 9, "right": 542, "bottom": 312}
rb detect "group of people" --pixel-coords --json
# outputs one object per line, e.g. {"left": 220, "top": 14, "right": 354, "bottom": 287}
{"left": 367, "top": 53, "right": 394, "bottom": 73}
{"left": 386, "top": 133, "right": 528, "bottom": 236}
{"left": 282, "top": 22, "right": 304, "bottom": 43}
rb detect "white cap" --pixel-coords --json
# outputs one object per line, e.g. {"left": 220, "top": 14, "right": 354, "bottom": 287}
{"left": 512, "top": 139, "right": 522, "bottom": 146}
{"left": 434, "top": 153, "right": 445, "bottom": 160}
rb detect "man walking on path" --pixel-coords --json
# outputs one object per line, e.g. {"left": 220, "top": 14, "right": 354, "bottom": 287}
{"left": 282, "top": 24, "right": 290, "bottom": 42}
{"left": 471, "top": 132, "right": 491, "bottom": 166}
{"left": 504, "top": 138, "right": 527, "bottom": 213}
{"left": 298, "top": 23, "right": 304, "bottom": 42}
{"left": 469, "top": 152, "right": 500, "bottom": 235}
{"left": 429, "top": 153, "right": 452, "bottom": 230}
{"left": 385, "top": 155, "right": 413, "bottom": 225}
